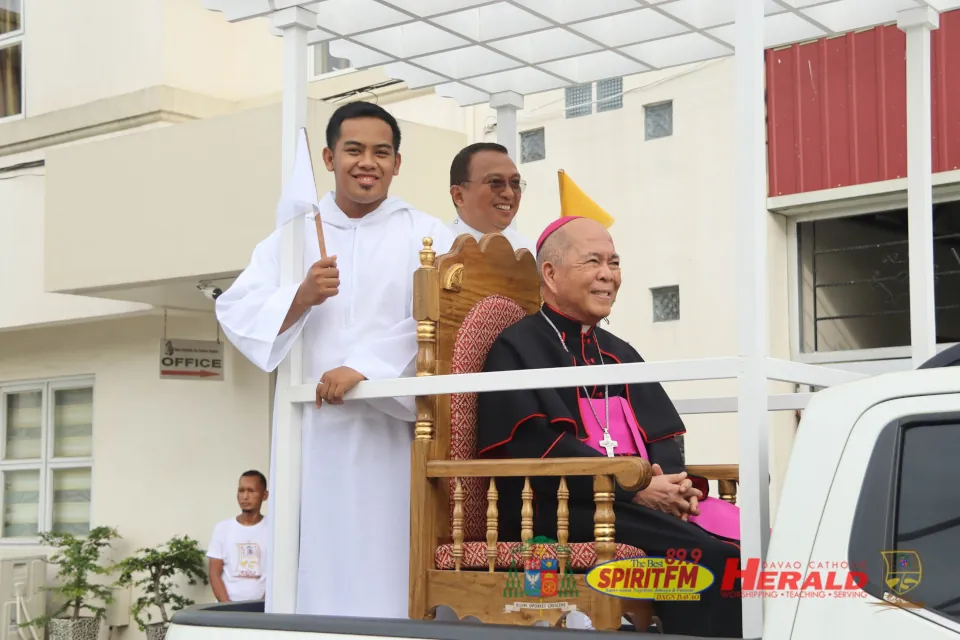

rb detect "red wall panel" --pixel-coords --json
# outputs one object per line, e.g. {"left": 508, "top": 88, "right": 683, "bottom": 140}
{"left": 765, "top": 10, "right": 960, "bottom": 197}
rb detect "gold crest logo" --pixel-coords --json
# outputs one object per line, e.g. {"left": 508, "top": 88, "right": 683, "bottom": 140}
{"left": 873, "top": 550, "right": 924, "bottom": 611}
{"left": 881, "top": 550, "right": 922, "bottom": 596}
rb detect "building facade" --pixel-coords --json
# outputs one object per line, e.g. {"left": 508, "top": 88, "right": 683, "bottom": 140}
{"left": 1, "top": 1, "right": 957, "bottom": 636}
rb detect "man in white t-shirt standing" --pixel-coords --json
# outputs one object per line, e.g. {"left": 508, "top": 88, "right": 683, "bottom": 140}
{"left": 207, "top": 470, "right": 270, "bottom": 602}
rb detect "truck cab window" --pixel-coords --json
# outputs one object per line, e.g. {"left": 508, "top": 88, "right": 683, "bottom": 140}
{"left": 894, "top": 422, "right": 960, "bottom": 621}
{"left": 850, "top": 417, "right": 960, "bottom": 623}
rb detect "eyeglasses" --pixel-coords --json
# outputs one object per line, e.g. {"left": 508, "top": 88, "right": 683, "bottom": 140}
{"left": 461, "top": 178, "right": 527, "bottom": 193}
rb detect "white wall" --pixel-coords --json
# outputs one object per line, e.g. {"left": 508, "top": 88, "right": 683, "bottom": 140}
{"left": 19, "top": 0, "right": 281, "bottom": 119}
{"left": 21, "top": 0, "right": 164, "bottom": 117}
{"left": 0, "top": 142, "right": 155, "bottom": 332}
{"left": 0, "top": 312, "right": 271, "bottom": 638}
{"left": 162, "top": 0, "right": 283, "bottom": 103}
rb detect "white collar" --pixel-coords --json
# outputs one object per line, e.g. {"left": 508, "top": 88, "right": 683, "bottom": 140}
{"left": 451, "top": 214, "right": 485, "bottom": 240}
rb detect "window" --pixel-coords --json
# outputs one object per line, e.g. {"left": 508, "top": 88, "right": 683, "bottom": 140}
{"left": 893, "top": 422, "right": 960, "bottom": 619}
{"left": 310, "top": 41, "right": 351, "bottom": 79}
{"left": 564, "top": 84, "right": 592, "bottom": 119}
{"left": 652, "top": 285, "right": 680, "bottom": 322}
{"left": 1, "top": 378, "right": 94, "bottom": 541}
{"left": 850, "top": 415, "right": 960, "bottom": 623}
{"left": 519, "top": 128, "right": 545, "bottom": 164}
{"left": 564, "top": 78, "right": 625, "bottom": 118}
{"left": 644, "top": 101, "right": 673, "bottom": 140}
{"left": 797, "top": 199, "right": 960, "bottom": 353}
{"left": 596, "top": 77, "right": 623, "bottom": 113}
{"left": 0, "top": 0, "right": 23, "bottom": 120}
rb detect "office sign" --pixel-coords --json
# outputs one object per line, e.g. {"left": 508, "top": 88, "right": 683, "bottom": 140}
{"left": 159, "top": 339, "right": 224, "bottom": 381}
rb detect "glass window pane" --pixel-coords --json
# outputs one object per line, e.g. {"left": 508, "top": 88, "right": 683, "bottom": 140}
{"left": 520, "top": 128, "right": 545, "bottom": 164}
{"left": 0, "top": 1, "right": 22, "bottom": 36}
{"left": 0, "top": 42, "right": 22, "bottom": 119}
{"left": 52, "top": 468, "right": 92, "bottom": 536}
{"left": 4, "top": 391, "right": 42, "bottom": 460}
{"left": 797, "top": 201, "right": 960, "bottom": 354}
{"left": 54, "top": 388, "right": 93, "bottom": 458}
{"left": 645, "top": 101, "right": 673, "bottom": 140}
{"left": 652, "top": 285, "right": 680, "bottom": 322}
{"left": 564, "top": 84, "right": 592, "bottom": 118}
{"left": 597, "top": 77, "right": 623, "bottom": 112}
{"left": 2, "top": 469, "right": 40, "bottom": 538}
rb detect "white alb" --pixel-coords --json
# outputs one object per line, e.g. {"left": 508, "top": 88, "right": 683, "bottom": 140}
{"left": 216, "top": 192, "right": 455, "bottom": 618}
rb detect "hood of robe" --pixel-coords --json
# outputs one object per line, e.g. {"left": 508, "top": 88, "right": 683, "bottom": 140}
{"left": 317, "top": 192, "right": 412, "bottom": 229}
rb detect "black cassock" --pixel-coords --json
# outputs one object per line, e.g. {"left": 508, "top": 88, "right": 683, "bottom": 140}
{"left": 476, "top": 304, "right": 742, "bottom": 638}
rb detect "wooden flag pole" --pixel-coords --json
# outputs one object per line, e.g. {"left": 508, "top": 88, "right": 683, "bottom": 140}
{"left": 301, "top": 127, "right": 328, "bottom": 259}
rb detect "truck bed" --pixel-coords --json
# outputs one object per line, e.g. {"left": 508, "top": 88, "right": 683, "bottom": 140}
{"left": 168, "top": 601, "right": 760, "bottom": 639}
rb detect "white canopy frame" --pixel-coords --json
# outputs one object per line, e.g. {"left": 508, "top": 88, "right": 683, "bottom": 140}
{"left": 203, "top": 1, "right": 950, "bottom": 635}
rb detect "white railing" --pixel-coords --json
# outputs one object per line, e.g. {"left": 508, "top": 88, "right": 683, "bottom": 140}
{"left": 288, "top": 357, "right": 863, "bottom": 403}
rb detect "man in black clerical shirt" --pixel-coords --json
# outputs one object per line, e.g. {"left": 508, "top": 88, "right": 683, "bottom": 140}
{"left": 476, "top": 216, "right": 742, "bottom": 638}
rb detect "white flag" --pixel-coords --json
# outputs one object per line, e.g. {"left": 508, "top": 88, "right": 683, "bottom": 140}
{"left": 275, "top": 127, "right": 321, "bottom": 229}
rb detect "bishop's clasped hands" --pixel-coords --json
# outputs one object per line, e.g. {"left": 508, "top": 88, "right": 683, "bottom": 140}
{"left": 632, "top": 463, "right": 704, "bottom": 521}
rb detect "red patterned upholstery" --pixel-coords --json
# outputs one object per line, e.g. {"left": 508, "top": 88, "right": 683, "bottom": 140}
{"left": 435, "top": 541, "right": 646, "bottom": 570}
{"left": 448, "top": 295, "right": 527, "bottom": 542}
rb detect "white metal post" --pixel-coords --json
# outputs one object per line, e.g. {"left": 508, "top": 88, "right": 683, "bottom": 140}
{"left": 490, "top": 91, "right": 524, "bottom": 229}
{"left": 269, "top": 4, "right": 316, "bottom": 615}
{"left": 898, "top": 6, "right": 940, "bottom": 369}
{"left": 735, "top": 0, "right": 770, "bottom": 635}
{"left": 491, "top": 91, "right": 523, "bottom": 161}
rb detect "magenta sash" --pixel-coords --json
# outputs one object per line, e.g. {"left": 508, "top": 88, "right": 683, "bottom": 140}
{"left": 579, "top": 396, "right": 740, "bottom": 542}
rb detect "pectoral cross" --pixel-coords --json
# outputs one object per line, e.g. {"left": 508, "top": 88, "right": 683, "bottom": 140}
{"left": 599, "top": 435, "right": 618, "bottom": 458}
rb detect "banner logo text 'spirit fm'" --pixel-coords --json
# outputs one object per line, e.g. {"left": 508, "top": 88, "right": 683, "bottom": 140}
{"left": 586, "top": 548, "right": 713, "bottom": 601}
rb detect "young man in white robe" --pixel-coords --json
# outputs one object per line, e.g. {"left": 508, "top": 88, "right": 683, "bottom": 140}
{"left": 447, "top": 142, "right": 536, "bottom": 253}
{"left": 216, "top": 101, "right": 455, "bottom": 619}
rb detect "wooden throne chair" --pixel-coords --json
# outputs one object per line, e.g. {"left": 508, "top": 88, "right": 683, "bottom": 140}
{"left": 407, "top": 233, "right": 739, "bottom": 632}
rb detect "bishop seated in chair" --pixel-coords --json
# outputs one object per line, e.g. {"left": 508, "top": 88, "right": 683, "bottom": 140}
{"left": 476, "top": 216, "right": 743, "bottom": 638}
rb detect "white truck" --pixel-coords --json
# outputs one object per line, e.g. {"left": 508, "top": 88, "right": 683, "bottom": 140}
{"left": 164, "top": 349, "right": 960, "bottom": 640}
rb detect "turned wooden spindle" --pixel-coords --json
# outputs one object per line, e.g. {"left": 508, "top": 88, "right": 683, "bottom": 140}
{"left": 452, "top": 478, "right": 465, "bottom": 571}
{"left": 719, "top": 480, "right": 738, "bottom": 505}
{"left": 413, "top": 237, "right": 438, "bottom": 441}
{"left": 557, "top": 477, "right": 570, "bottom": 574}
{"left": 521, "top": 476, "right": 534, "bottom": 565}
{"left": 593, "top": 475, "right": 616, "bottom": 564}
{"left": 413, "top": 315, "right": 437, "bottom": 442}
{"left": 486, "top": 478, "right": 499, "bottom": 572}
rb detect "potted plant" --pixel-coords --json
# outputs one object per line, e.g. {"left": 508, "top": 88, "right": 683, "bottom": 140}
{"left": 113, "top": 535, "right": 209, "bottom": 640}
{"left": 23, "top": 526, "right": 121, "bottom": 640}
